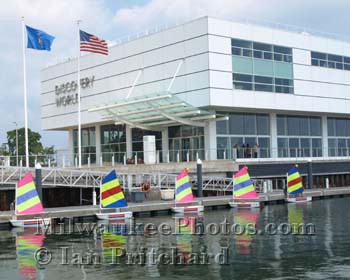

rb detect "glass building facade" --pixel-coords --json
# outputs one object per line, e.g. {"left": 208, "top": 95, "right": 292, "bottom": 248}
{"left": 231, "top": 38, "right": 294, "bottom": 94}
{"left": 327, "top": 117, "right": 350, "bottom": 156}
{"left": 168, "top": 125, "right": 204, "bottom": 162}
{"left": 73, "top": 127, "right": 96, "bottom": 164}
{"left": 216, "top": 113, "right": 270, "bottom": 159}
{"left": 100, "top": 124, "right": 126, "bottom": 163}
{"left": 277, "top": 115, "right": 322, "bottom": 157}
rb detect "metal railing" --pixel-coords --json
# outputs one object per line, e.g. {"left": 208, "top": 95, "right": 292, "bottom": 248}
{"left": 3, "top": 147, "right": 350, "bottom": 168}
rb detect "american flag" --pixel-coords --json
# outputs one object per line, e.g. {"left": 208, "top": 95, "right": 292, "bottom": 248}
{"left": 80, "top": 30, "right": 108, "bottom": 55}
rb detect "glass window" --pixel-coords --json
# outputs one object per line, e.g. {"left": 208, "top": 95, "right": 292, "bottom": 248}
{"left": 312, "top": 138, "right": 322, "bottom": 157}
{"left": 344, "top": 57, "right": 350, "bottom": 64}
{"left": 232, "top": 39, "right": 252, "bottom": 48}
{"left": 253, "top": 50, "right": 263, "bottom": 59}
{"left": 244, "top": 114, "right": 256, "bottom": 135}
{"left": 263, "top": 52, "right": 273, "bottom": 60}
{"left": 242, "top": 49, "right": 252, "bottom": 57}
{"left": 168, "top": 126, "right": 180, "bottom": 138}
{"left": 311, "top": 59, "right": 319, "bottom": 66}
{"left": 233, "top": 73, "right": 252, "bottom": 82}
{"left": 255, "top": 83, "right": 273, "bottom": 92}
{"left": 327, "top": 118, "right": 335, "bottom": 136}
{"left": 311, "top": 52, "right": 326, "bottom": 60}
{"left": 299, "top": 117, "right": 309, "bottom": 136}
{"left": 277, "top": 116, "right": 286, "bottom": 135}
{"left": 232, "top": 47, "right": 241, "bottom": 56}
{"left": 216, "top": 120, "right": 228, "bottom": 134}
{"left": 253, "top": 42, "right": 272, "bottom": 51}
{"left": 310, "top": 117, "right": 321, "bottom": 136}
{"left": 328, "top": 54, "right": 342, "bottom": 62}
{"left": 233, "top": 82, "right": 253, "bottom": 90}
{"left": 229, "top": 114, "right": 244, "bottom": 135}
{"left": 278, "top": 138, "right": 288, "bottom": 157}
{"left": 254, "top": 76, "right": 273, "bottom": 84}
{"left": 336, "top": 119, "right": 347, "bottom": 136}
{"left": 287, "top": 116, "right": 300, "bottom": 136}
{"left": 257, "top": 114, "right": 269, "bottom": 135}
{"left": 274, "top": 45, "right": 292, "bottom": 55}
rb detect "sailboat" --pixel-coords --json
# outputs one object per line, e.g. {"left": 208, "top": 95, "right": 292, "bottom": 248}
{"left": 171, "top": 168, "right": 204, "bottom": 213}
{"left": 96, "top": 170, "right": 133, "bottom": 220}
{"left": 10, "top": 172, "right": 51, "bottom": 227}
{"left": 229, "top": 166, "right": 262, "bottom": 208}
{"left": 286, "top": 165, "right": 312, "bottom": 203}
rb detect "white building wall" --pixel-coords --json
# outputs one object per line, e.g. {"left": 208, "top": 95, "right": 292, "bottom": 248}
{"left": 41, "top": 17, "right": 210, "bottom": 130}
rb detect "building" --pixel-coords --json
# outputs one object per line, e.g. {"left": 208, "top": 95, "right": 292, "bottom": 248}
{"left": 41, "top": 16, "right": 350, "bottom": 166}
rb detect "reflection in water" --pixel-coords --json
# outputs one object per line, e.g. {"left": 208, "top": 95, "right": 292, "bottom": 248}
{"left": 234, "top": 209, "right": 259, "bottom": 255}
{"left": 288, "top": 204, "right": 304, "bottom": 235}
{"left": 1, "top": 198, "right": 350, "bottom": 280}
{"left": 14, "top": 228, "right": 46, "bottom": 280}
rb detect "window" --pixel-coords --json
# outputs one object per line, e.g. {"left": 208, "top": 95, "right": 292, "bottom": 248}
{"left": 231, "top": 38, "right": 292, "bottom": 63}
{"left": 311, "top": 51, "right": 350, "bottom": 71}
{"left": 216, "top": 112, "right": 270, "bottom": 159}
{"left": 277, "top": 115, "right": 322, "bottom": 157}
{"left": 232, "top": 38, "right": 294, "bottom": 94}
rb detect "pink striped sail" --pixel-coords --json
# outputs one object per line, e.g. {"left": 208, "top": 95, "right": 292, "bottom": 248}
{"left": 175, "top": 168, "right": 194, "bottom": 203}
{"left": 16, "top": 173, "right": 44, "bottom": 215}
{"left": 233, "top": 167, "right": 259, "bottom": 199}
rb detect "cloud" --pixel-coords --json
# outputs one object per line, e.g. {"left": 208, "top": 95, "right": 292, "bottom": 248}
{"left": 0, "top": 0, "right": 112, "bottom": 148}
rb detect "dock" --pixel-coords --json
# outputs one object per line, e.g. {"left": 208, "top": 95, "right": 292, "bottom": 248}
{"left": 1, "top": 187, "right": 350, "bottom": 229}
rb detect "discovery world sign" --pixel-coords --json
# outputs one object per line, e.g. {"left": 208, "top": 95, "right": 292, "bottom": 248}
{"left": 55, "top": 76, "right": 95, "bottom": 107}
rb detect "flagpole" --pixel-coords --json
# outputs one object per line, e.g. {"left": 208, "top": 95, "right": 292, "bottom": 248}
{"left": 77, "top": 20, "right": 82, "bottom": 168}
{"left": 22, "top": 17, "right": 29, "bottom": 168}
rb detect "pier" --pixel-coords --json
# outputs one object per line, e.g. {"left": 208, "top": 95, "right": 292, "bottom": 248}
{"left": 1, "top": 186, "right": 350, "bottom": 229}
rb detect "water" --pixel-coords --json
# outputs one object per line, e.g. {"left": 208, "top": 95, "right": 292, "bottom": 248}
{"left": 1, "top": 198, "right": 350, "bottom": 280}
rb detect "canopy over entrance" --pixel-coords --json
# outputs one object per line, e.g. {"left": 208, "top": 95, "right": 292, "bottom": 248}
{"left": 89, "top": 92, "right": 224, "bottom": 130}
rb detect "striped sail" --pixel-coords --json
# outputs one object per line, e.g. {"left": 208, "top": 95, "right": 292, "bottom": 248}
{"left": 101, "top": 170, "right": 127, "bottom": 209}
{"left": 175, "top": 168, "right": 194, "bottom": 203}
{"left": 233, "top": 167, "right": 258, "bottom": 199}
{"left": 16, "top": 173, "right": 44, "bottom": 215}
{"left": 287, "top": 166, "right": 304, "bottom": 195}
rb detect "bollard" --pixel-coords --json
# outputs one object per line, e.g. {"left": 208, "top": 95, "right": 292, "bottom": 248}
{"left": 123, "top": 154, "right": 126, "bottom": 166}
{"left": 75, "top": 157, "right": 78, "bottom": 168}
{"left": 177, "top": 152, "right": 180, "bottom": 163}
{"left": 135, "top": 154, "right": 137, "bottom": 165}
{"left": 325, "top": 177, "right": 329, "bottom": 189}
{"left": 100, "top": 156, "right": 103, "bottom": 167}
{"left": 263, "top": 181, "right": 267, "bottom": 193}
{"left": 186, "top": 152, "right": 189, "bottom": 162}
{"left": 92, "top": 188, "right": 97, "bottom": 206}
{"left": 167, "top": 151, "right": 170, "bottom": 163}
{"left": 48, "top": 159, "right": 51, "bottom": 168}
{"left": 308, "top": 159, "right": 313, "bottom": 189}
{"left": 88, "top": 156, "right": 91, "bottom": 167}
{"left": 35, "top": 163, "right": 43, "bottom": 203}
{"left": 20, "top": 159, "right": 23, "bottom": 167}
{"left": 112, "top": 155, "right": 115, "bottom": 167}
{"left": 197, "top": 158, "right": 203, "bottom": 198}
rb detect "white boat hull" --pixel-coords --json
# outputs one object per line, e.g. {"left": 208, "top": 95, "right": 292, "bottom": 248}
{"left": 229, "top": 201, "right": 261, "bottom": 208}
{"left": 10, "top": 218, "right": 51, "bottom": 228}
{"left": 171, "top": 205, "right": 204, "bottom": 213}
{"left": 286, "top": 197, "right": 312, "bottom": 203}
{"left": 96, "top": 211, "right": 133, "bottom": 220}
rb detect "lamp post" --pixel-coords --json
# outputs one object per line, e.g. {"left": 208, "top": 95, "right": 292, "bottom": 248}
{"left": 13, "top": 122, "right": 18, "bottom": 166}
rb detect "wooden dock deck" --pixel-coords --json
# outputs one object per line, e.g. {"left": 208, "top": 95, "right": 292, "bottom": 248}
{"left": 1, "top": 187, "right": 349, "bottom": 228}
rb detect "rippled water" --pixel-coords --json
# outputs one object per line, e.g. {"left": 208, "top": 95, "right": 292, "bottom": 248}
{"left": 1, "top": 198, "right": 350, "bottom": 280}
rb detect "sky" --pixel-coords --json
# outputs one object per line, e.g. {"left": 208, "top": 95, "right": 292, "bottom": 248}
{"left": 1, "top": 0, "right": 350, "bottom": 151}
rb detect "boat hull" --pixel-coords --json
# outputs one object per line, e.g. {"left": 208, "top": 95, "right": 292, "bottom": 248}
{"left": 10, "top": 218, "right": 51, "bottom": 228}
{"left": 286, "top": 197, "right": 312, "bottom": 203}
{"left": 96, "top": 212, "right": 133, "bottom": 220}
{"left": 229, "top": 201, "right": 261, "bottom": 208}
{"left": 171, "top": 205, "right": 204, "bottom": 213}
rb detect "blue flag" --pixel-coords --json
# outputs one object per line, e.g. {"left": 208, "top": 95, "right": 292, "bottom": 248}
{"left": 26, "top": 25, "right": 55, "bottom": 51}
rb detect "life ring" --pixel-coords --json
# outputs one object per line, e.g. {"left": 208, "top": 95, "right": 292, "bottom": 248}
{"left": 141, "top": 183, "right": 151, "bottom": 193}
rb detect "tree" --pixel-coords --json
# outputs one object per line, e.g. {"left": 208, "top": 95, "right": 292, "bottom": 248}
{"left": 7, "top": 128, "right": 55, "bottom": 166}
